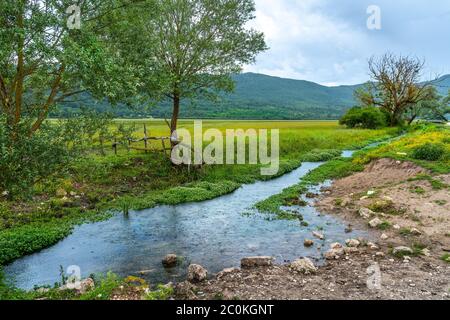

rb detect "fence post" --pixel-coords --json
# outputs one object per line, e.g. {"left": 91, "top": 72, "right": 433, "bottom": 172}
{"left": 113, "top": 138, "right": 117, "bottom": 155}
{"left": 144, "top": 123, "right": 148, "bottom": 153}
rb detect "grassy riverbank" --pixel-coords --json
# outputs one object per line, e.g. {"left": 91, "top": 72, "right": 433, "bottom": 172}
{"left": 0, "top": 121, "right": 396, "bottom": 268}
{"left": 255, "top": 124, "right": 450, "bottom": 218}
{"left": 2, "top": 122, "right": 447, "bottom": 300}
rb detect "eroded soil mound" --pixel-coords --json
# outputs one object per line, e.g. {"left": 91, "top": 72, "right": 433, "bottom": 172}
{"left": 317, "top": 158, "right": 449, "bottom": 249}
{"left": 328, "top": 158, "right": 429, "bottom": 197}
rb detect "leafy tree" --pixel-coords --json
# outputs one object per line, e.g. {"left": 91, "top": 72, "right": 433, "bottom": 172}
{"left": 0, "top": 116, "right": 71, "bottom": 195}
{"left": 405, "top": 87, "right": 447, "bottom": 124}
{"left": 443, "top": 90, "right": 450, "bottom": 117}
{"left": 340, "top": 106, "right": 387, "bottom": 129}
{"left": 355, "top": 53, "right": 434, "bottom": 126}
{"left": 0, "top": 0, "right": 141, "bottom": 138}
{"left": 0, "top": 0, "right": 143, "bottom": 194}
{"left": 131, "top": 0, "right": 267, "bottom": 141}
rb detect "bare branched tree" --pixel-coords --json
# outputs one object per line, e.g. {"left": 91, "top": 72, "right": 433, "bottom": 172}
{"left": 356, "top": 53, "right": 435, "bottom": 126}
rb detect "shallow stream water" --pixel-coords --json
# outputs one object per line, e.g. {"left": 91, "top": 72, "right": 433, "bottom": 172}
{"left": 5, "top": 151, "right": 369, "bottom": 290}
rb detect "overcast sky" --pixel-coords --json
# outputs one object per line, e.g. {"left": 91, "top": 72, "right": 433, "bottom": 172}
{"left": 244, "top": 0, "right": 450, "bottom": 86}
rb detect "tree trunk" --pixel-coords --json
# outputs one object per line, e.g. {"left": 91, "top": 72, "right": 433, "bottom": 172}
{"left": 408, "top": 115, "right": 417, "bottom": 126}
{"left": 390, "top": 110, "right": 401, "bottom": 127}
{"left": 170, "top": 94, "right": 180, "bottom": 147}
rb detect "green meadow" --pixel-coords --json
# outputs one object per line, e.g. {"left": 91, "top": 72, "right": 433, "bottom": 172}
{"left": 0, "top": 120, "right": 396, "bottom": 266}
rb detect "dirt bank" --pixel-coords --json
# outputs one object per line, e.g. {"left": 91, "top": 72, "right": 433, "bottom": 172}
{"left": 174, "top": 159, "right": 450, "bottom": 300}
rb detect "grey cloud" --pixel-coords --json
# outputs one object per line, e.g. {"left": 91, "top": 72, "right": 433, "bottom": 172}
{"left": 245, "top": 0, "right": 450, "bottom": 85}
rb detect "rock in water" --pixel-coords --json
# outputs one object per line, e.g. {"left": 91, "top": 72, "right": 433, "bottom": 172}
{"left": 241, "top": 256, "right": 274, "bottom": 268}
{"left": 312, "top": 231, "right": 325, "bottom": 240}
{"left": 290, "top": 258, "right": 317, "bottom": 274}
{"left": 304, "top": 239, "right": 314, "bottom": 247}
{"left": 330, "top": 242, "right": 343, "bottom": 249}
{"left": 162, "top": 254, "right": 178, "bottom": 268}
{"left": 187, "top": 264, "right": 208, "bottom": 283}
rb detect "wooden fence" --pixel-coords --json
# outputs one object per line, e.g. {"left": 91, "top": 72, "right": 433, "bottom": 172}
{"left": 111, "top": 124, "right": 200, "bottom": 164}
{"left": 112, "top": 124, "right": 172, "bottom": 156}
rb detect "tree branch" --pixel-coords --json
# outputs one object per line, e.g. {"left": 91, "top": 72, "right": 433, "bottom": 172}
{"left": 30, "top": 64, "right": 66, "bottom": 134}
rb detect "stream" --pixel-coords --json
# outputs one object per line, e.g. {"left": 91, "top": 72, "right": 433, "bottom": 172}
{"left": 5, "top": 150, "right": 369, "bottom": 290}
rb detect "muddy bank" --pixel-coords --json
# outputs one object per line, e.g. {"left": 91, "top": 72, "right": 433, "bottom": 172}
{"left": 174, "top": 159, "right": 450, "bottom": 300}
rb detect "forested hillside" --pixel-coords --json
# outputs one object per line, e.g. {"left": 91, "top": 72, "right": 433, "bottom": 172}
{"left": 55, "top": 73, "right": 450, "bottom": 120}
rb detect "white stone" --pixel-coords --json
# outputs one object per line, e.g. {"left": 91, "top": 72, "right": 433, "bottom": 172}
{"left": 345, "top": 239, "right": 361, "bottom": 248}
{"left": 369, "top": 218, "right": 383, "bottom": 228}
{"left": 330, "top": 242, "right": 343, "bottom": 250}
{"left": 290, "top": 258, "right": 317, "bottom": 274}
{"left": 344, "top": 247, "right": 359, "bottom": 254}
{"left": 312, "top": 231, "right": 325, "bottom": 240}
{"left": 359, "top": 208, "right": 375, "bottom": 219}
{"left": 325, "top": 248, "right": 345, "bottom": 260}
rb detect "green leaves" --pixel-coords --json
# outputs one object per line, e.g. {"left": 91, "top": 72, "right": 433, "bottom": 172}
{"left": 0, "top": 0, "right": 145, "bottom": 130}
{"left": 119, "top": 0, "right": 267, "bottom": 115}
{"left": 340, "top": 106, "right": 387, "bottom": 129}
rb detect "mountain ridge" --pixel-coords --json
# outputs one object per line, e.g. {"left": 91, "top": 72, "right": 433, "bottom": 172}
{"left": 57, "top": 72, "right": 450, "bottom": 120}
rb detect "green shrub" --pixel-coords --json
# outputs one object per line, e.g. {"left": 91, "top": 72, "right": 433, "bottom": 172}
{"left": 442, "top": 254, "right": 450, "bottom": 263}
{"left": 301, "top": 149, "right": 342, "bottom": 162}
{"left": 0, "top": 222, "right": 73, "bottom": 265}
{"left": 0, "top": 267, "right": 30, "bottom": 300}
{"left": 78, "top": 272, "right": 122, "bottom": 300}
{"left": 412, "top": 143, "right": 446, "bottom": 161}
{"left": 0, "top": 118, "right": 74, "bottom": 197}
{"left": 145, "top": 284, "right": 174, "bottom": 300}
{"left": 340, "top": 106, "right": 387, "bottom": 129}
